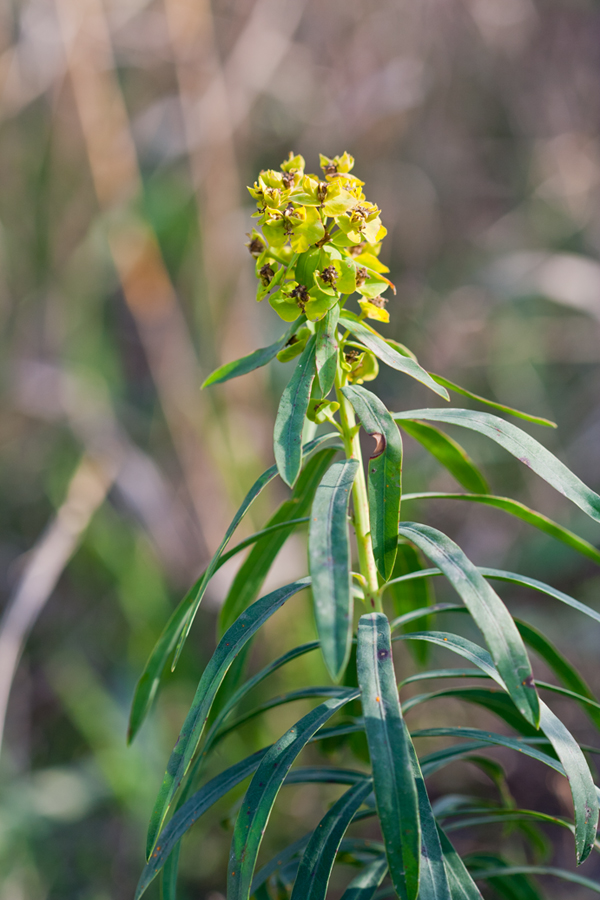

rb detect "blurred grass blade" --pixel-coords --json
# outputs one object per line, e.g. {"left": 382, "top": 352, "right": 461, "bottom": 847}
{"left": 219, "top": 447, "right": 338, "bottom": 635}
{"left": 316, "top": 304, "right": 339, "bottom": 396}
{"left": 387, "top": 540, "right": 436, "bottom": 665}
{"left": 274, "top": 334, "right": 317, "bottom": 486}
{"left": 399, "top": 421, "right": 488, "bottom": 494}
{"left": 227, "top": 690, "right": 359, "bottom": 900}
{"left": 464, "top": 854, "right": 546, "bottom": 900}
{"left": 397, "top": 523, "right": 539, "bottom": 727}
{"left": 340, "top": 856, "right": 388, "bottom": 900}
{"left": 339, "top": 312, "right": 449, "bottom": 400}
{"left": 202, "top": 317, "right": 305, "bottom": 387}
{"left": 429, "top": 374, "right": 556, "bottom": 428}
{"left": 290, "top": 779, "right": 373, "bottom": 900}
{"left": 515, "top": 619, "right": 600, "bottom": 730}
{"left": 147, "top": 578, "right": 310, "bottom": 857}
{"left": 135, "top": 748, "right": 268, "bottom": 898}
{"left": 309, "top": 459, "right": 359, "bottom": 681}
{"left": 537, "top": 700, "right": 599, "bottom": 864}
{"left": 402, "top": 492, "right": 600, "bottom": 566}
{"left": 342, "top": 385, "right": 403, "bottom": 579}
{"left": 436, "top": 827, "right": 484, "bottom": 899}
{"left": 357, "top": 613, "right": 421, "bottom": 900}
{"left": 470, "top": 865, "right": 600, "bottom": 893}
{"left": 408, "top": 740, "right": 452, "bottom": 900}
{"left": 393, "top": 409, "right": 600, "bottom": 524}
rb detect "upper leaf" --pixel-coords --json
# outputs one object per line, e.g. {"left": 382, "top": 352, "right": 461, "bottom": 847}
{"left": 274, "top": 335, "right": 317, "bottom": 486}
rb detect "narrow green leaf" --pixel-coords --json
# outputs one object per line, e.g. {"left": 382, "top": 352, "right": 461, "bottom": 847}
{"left": 136, "top": 748, "right": 268, "bottom": 899}
{"left": 274, "top": 334, "right": 317, "bottom": 486}
{"left": 407, "top": 740, "right": 452, "bottom": 900}
{"left": 515, "top": 619, "right": 600, "bottom": 731}
{"left": 290, "top": 779, "right": 373, "bottom": 900}
{"left": 436, "top": 827, "right": 484, "bottom": 900}
{"left": 217, "top": 687, "right": 353, "bottom": 741}
{"left": 393, "top": 409, "right": 600, "bottom": 524}
{"left": 428, "top": 373, "right": 556, "bottom": 428}
{"left": 403, "top": 492, "right": 600, "bottom": 566}
{"left": 316, "top": 304, "right": 339, "bottom": 396}
{"left": 340, "top": 857, "right": 388, "bottom": 900}
{"left": 147, "top": 578, "right": 310, "bottom": 857}
{"left": 201, "top": 317, "right": 305, "bottom": 387}
{"left": 219, "top": 447, "right": 338, "bottom": 635}
{"left": 397, "top": 523, "right": 540, "bottom": 727}
{"left": 399, "top": 421, "right": 488, "bottom": 494}
{"left": 403, "top": 687, "right": 539, "bottom": 737}
{"left": 388, "top": 541, "right": 436, "bottom": 664}
{"left": 357, "top": 613, "right": 421, "bottom": 900}
{"left": 342, "top": 385, "right": 403, "bottom": 579}
{"left": 227, "top": 690, "right": 359, "bottom": 900}
{"left": 470, "top": 866, "right": 600, "bottom": 893}
{"left": 339, "top": 312, "right": 449, "bottom": 400}
{"left": 309, "top": 459, "right": 358, "bottom": 680}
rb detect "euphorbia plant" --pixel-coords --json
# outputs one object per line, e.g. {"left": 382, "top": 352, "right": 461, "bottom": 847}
{"left": 132, "top": 153, "right": 600, "bottom": 899}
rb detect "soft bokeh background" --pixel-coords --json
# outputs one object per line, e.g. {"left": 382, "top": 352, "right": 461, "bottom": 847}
{"left": 2, "top": 0, "right": 600, "bottom": 897}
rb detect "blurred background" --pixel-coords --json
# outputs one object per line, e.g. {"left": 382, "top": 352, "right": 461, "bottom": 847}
{"left": 2, "top": 0, "right": 600, "bottom": 897}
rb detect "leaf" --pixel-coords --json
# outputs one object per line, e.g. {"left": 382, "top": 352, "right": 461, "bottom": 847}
{"left": 290, "top": 780, "right": 373, "bottom": 900}
{"left": 387, "top": 541, "right": 436, "bottom": 665}
{"left": 340, "top": 858, "right": 388, "bottom": 900}
{"left": 316, "top": 304, "right": 339, "bottom": 396}
{"left": 135, "top": 748, "right": 268, "bottom": 899}
{"left": 436, "top": 827, "right": 484, "bottom": 900}
{"left": 393, "top": 409, "right": 600, "bottom": 524}
{"left": 515, "top": 619, "right": 600, "bottom": 731}
{"left": 342, "top": 385, "right": 403, "bottom": 579}
{"left": 469, "top": 865, "right": 600, "bottom": 894}
{"left": 399, "top": 421, "right": 488, "bottom": 494}
{"left": 408, "top": 740, "right": 452, "bottom": 900}
{"left": 227, "top": 691, "right": 359, "bottom": 900}
{"left": 402, "top": 492, "right": 600, "bottom": 566}
{"left": 428, "top": 373, "right": 556, "bottom": 428}
{"left": 309, "top": 459, "right": 359, "bottom": 681}
{"left": 202, "top": 317, "right": 305, "bottom": 387}
{"left": 397, "top": 523, "right": 540, "bottom": 727}
{"left": 274, "top": 334, "right": 317, "bottom": 487}
{"left": 219, "top": 447, "right": 338, "bottom": 635}
{"left": 339, "top": 312, "right": 449, "bottom": 400}
{"left": 403, "top": 687, "right": 539, "bottom": 737}
{"left": 146, "top": 578, "right": 310, "bottom": 857}
{"left": 357, "top": 613, "right": 421, "bottom": 900}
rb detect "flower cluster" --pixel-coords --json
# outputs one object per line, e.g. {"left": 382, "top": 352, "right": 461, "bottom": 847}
{"left": 247, "top": 152, "right": 394, "bottom": 326}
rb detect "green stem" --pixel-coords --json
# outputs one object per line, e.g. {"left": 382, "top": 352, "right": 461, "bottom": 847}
{"left": 335, "top": 369, "right": 382, "bottom": 611}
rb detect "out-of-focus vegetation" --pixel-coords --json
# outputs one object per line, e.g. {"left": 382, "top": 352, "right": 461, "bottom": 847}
{"left": 1, "top": 1, "right": 600, "bottom": 897}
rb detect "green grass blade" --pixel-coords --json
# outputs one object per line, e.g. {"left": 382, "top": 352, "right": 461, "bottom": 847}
{"left": 309, "top": 459, "right": 359, "bottom": 680}
{"left": 136, "top": 748, "right": 268, "bottom": 899}
{"left": 316, "top": 304, "right": 339, "bottom": 396}
{"left": 428, "top": 374, "right": 556, "bottom": 428}
{"left": 274, "top": 334, "right": 317, "bottom": 487}
{"left": 436, "top": 827, "right": 484, "bottom": 899}
{"left": 339, "top": 312, "right": 449, "bottom": 400}
{"left": 387, "top": 541, "right": 436, "bottom": 665}
{"left": 342, "top": 386, "right": 403, "bottom": 579}
{"left": 147, "top": 578, "right": 310, "bottom": 857}
{"left": 470, "top": 865, "right": 600, "bottom": 893}
{"left": 515, "top": 619, "right": 600, "bottom": 731}
{"left": 397, "top": 523, "right": 539, "bottom": 727}
{"left": 403, "top": 492, "right": 600, "bottom": 566}
{"left": 399, "top": 421, "right": 488, "bottom": 494}
{"left": 393, "top": 409, "right": 600, "bottom": 524}
{"left": 227, "top": 690, "right": 359, "bottom": 900}
{"left": 290, "top": 779, "right": 373, "bottom": 900}
{"left": 219, "top": 447, "right": 338, "bottom": 635}
{"left": 340, "top": 857, "right": 388, "bottom": 900}
{"left": 201, "top": 317, "right": 305, "bottom": 387}
{"left": 357, "top": 613, "right": 421, "bottom": 900}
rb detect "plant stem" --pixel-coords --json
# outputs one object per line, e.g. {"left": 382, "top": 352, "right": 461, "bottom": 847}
{"left": 335, "top": 372, "right": 382, "bottom": 611}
